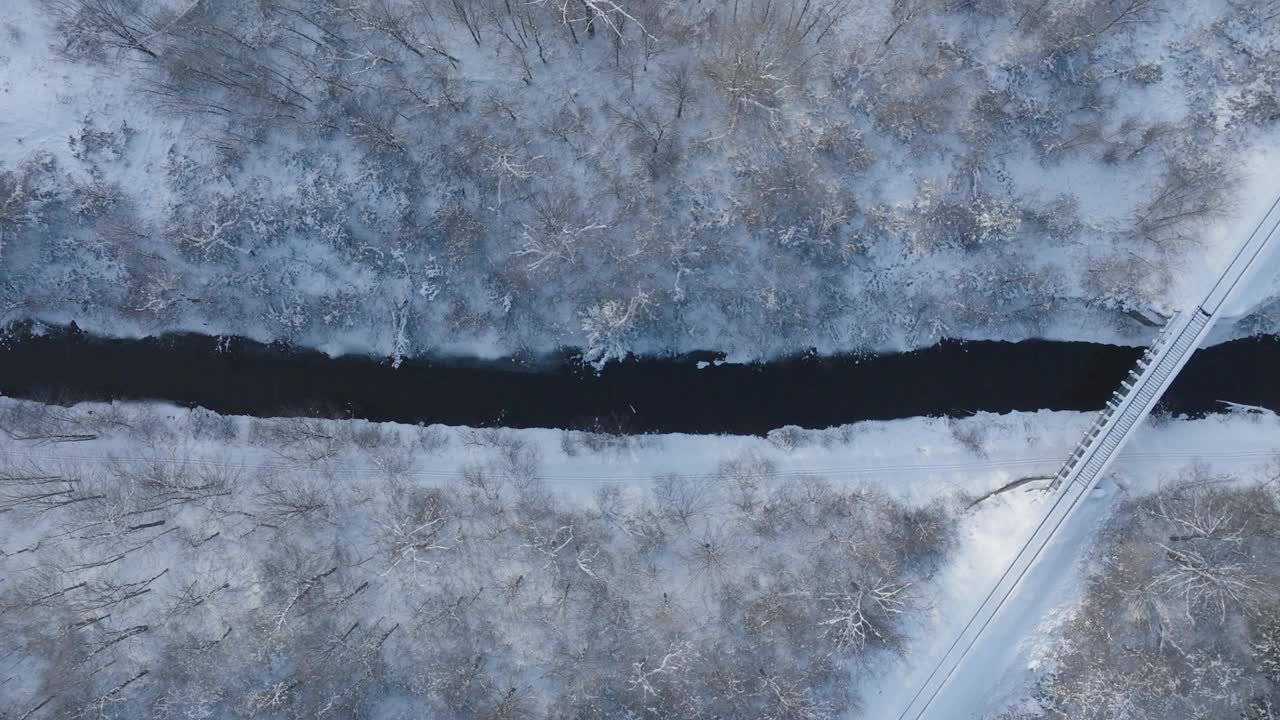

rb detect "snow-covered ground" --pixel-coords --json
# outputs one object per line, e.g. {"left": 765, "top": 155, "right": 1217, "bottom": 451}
{"left": 1, "top": 395, "right": 1275, "bottom": 717}
{"left": 9, "top": 400, "right": 1273, "bottom": 509}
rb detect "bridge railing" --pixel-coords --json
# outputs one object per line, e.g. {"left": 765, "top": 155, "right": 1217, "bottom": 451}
{"left": 1050, "top": 308, "right": 1212, "bottom": 491}
{"left": 1051, "top": 195, "right": 1280, "bottom": 493}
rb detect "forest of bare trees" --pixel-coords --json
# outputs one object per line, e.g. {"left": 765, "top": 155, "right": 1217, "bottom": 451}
{"left": 1, "top": 0, "right": 1275, "bottom": 360}
{"left": 0, "top": 399, "right": 956, "bottom": 718}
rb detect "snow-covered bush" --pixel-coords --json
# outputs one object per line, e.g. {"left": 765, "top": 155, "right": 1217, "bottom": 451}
{"left": 580, "top": 292, "right": 653, "bottom": 369}
{"left": 1027, "top": 469, "right": 1280, "bottom": 720}
{"left": 0, "top": 154, "right": 61, "bottom": 257}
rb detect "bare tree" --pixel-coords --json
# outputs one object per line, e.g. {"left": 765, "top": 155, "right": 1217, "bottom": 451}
{"left": 49, "top": 0, "right": 163, "bottom": 59}
{"left": 529, "top": 0, "right": 652, "bottom": 39}
{"left": 653, "top": 473, "right": 720, "bottom": 529}
{"left": 0, "top": 459, "right": 101, "bottom": 516}
{"left": 1150, "top": 543, "right": 1262, "bottom": 622}
{"left": 250, "top": 416, "right": 344, "bottom": 464}
{"left": 255, "top": 472, "right": 335, "bottom": 528}
{"left": 430, "top": 0, "right": 486, "bottom": 46}
{"left": 882, "top": 0, "right": 927, "bottom": 48}
{"left": 335, "top": 0, "right": 462, "bottom": 66}
{"left": 1022, "top": 0, "right": 1160, "bottom": 53}
{"left": 1134, "top": 156, "right": 1237, "bottom": 249}
{"left": 657, "top": 62, "right": 693, "bottom": 119}
{"left": 608, "top": 96, "right": 674, "bottom": 154}
{"left": 375, "top": 484, "right": 456, "bottom": 574}
{"left": 701, "top": 13, "right": 809, "bottom": 132}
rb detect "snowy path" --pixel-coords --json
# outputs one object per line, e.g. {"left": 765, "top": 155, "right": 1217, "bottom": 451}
{"left": 7, "top": 426, "right": 1276, "bottom": 498}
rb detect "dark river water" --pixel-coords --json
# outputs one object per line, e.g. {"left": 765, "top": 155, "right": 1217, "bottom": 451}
{"left": 0, "top": 322, "right": 1276, "bottom": 435}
